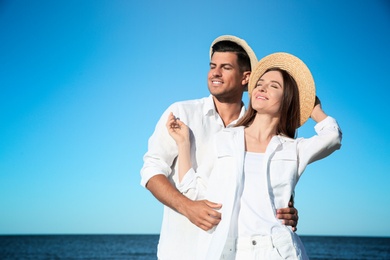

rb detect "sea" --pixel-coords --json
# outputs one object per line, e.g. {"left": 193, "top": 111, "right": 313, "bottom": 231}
{"left": 0, "top": 234, "right": 389, "bottom": 260}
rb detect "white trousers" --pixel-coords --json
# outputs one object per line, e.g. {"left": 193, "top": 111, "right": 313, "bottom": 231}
{"left": 234, "top": 231, "right": 308, "bottom": 260}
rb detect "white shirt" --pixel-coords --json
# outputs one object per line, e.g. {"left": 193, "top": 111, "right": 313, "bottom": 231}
{"left": 238, "top": 152, "right": 283, "bottom": 237}
{"left": 140, "top": 95, "right": 245, "bottom": 260}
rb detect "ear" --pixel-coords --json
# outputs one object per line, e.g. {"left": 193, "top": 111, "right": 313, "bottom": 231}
{"left": 242, "top": 71, "right": 251, "bottom": 85}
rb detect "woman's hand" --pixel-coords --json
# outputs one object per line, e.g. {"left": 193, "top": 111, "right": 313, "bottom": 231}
{"left": 166, "top": 112, "right": 190, "bottom": 145}
{"left": 310, "top": 96, "right": 327, "bottom": 123}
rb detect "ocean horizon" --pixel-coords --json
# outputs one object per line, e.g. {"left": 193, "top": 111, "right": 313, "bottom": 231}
{"left": 1, "top": 234, "right": 389, "bottom": 259}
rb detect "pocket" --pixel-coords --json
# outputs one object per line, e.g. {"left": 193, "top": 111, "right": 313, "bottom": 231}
{"left": 271, "top": 150, "right": 297, "bottom": 161}
{"left": 269, "top": 151, "right": 297, "bottom": 188}
{"left": 273, "top": 241, "right": 299, "bottom": 259}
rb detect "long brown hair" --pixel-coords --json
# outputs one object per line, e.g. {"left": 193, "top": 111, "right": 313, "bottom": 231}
{"left": 235, "top": 68, "right": 300, "bottom": 138}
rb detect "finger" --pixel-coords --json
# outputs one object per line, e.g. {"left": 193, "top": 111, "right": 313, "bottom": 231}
{"left": 167, "top": 116, "right": 177, "bottom": 128}
{"left": 291, "top": 227, "right": 297, "bottom": 232}
{"left": 199, "top": 224, "right": 213, "bottom": 231}
{"left": 204, "top": 214, "right": 221, "bottom": 226}
{"left": 166, "top": 114, "right": 173, "bottom": 127}
{"left": 168, "top": 113, "right": 180, "bottom": 124}
{"left": 198, "top": 218, "right": 217, "bottom": 231}
{"left": 207, "top": 210, "right": 221, "bottom": 220}
{"left": 204, "top": 200, "right": 222, "bottom": 209}
{"left": 174, "top": 120, "right": 183, "bottom": 128}
{"left": 276, "top": 213, "right": 298, "bottom": 221}
{"left": 282, "top": 219, "right": 297, "bottom": 228}
{"left": 169, "top": 120, "right": 180, "bottom": 130}
{"left": 168, "top": 112, "right": 175, "bottom": 121}
{"left": 276, "top": 207, "right": 295, "bottom": 214}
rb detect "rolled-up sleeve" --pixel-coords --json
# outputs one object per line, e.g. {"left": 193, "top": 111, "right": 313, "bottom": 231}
{"left": 176, "top": 168, "right": 210, "bottom": 200}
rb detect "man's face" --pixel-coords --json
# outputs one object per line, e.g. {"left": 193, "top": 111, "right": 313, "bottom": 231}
{"left": 208, "top": 52, "right": 248, "bottom": 101}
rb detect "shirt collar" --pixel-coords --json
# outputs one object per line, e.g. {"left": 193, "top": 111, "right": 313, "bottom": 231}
{"left": 204, "top": 95, "right": 246, "bottom": 127}
{"left": 203, "top": 95, "right": 216, "bottom": 116}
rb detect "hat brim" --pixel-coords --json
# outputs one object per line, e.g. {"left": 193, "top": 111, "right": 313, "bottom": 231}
{"left": 210, "top": 35, "right": 258, "bottom": 92}
{"left": 248, "top": 52, "right": 316, "bottom": 127}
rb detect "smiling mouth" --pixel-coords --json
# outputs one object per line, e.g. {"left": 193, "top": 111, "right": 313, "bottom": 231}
{"left": 256, "top": 95, "right": 267, "bottom": 100}
{"left": 211, "top": 79, "right": 223, "bottom": 85}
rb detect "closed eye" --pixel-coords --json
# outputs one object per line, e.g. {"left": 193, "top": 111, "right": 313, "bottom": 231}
{"left": 222, "top": 64, "right": 233, "bottom": 70}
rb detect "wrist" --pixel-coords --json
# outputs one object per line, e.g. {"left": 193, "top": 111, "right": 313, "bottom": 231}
{"left": 177, "top": 140, "right": 191, "bottom": 151}
{"left": 176, "top": 195, "right": 192, "bottom": 217}
{"left": 311, "top": 106, "right": 327, "bottom": 123}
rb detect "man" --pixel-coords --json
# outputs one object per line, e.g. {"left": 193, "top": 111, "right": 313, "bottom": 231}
{"left": 140, "top": 35, "right": 298, "bottom": 259}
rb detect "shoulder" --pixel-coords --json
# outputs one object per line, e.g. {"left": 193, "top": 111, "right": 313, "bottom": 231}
{"left": 277, "top": 135, "right": 296, "bottom": 143}
{"left": 275, "top": 135, "right": 300, "bottom": 150}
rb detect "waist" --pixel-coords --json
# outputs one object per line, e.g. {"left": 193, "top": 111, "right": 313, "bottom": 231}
{"left": 236, "top": 231, "right": 294, "bottom": 250}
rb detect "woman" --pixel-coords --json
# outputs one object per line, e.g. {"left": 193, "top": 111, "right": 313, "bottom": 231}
{"left": 167, "top": 52, "right": 342, "bottom": 259}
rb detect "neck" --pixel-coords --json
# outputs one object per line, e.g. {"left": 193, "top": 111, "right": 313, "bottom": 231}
{"left": 244, "top": 114, "right": 279, "bottom": 153}
{"left": 212, "top": 96, "right": 243, "bottom": 127}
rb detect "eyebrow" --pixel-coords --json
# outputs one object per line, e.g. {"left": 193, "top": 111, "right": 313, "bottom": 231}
{"left": 209, "top": 62, "right": 234, "bottom": 67}
{"left": 258, "top": 79, "right": 283, "bottom": 87}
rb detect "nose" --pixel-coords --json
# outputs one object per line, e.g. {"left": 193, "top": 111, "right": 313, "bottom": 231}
{"left": 257, "top": 83, "right": 267, "bottom": 92}
{"left": 212, "top": 68, "right": 221, "bottom": 77}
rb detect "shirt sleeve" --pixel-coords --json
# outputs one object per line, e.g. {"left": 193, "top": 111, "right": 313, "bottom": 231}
{"left": 297, "top": 116, "right": 342, "bottom": 175}
{"left": 176, "top": 168, "right": 204, "bottom": 200}
{"left": 176, "top": 147, "right": 216, "bottom": 200}
{"left": 140, "top": 104, "right": 180, "bottom": 187}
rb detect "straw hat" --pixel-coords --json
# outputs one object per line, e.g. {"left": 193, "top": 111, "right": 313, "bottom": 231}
{"left": 210, "top": 35, "right": 258, "bottom": 91}
{"left": 248, "top": 52, "right": 316, "bottom": 126}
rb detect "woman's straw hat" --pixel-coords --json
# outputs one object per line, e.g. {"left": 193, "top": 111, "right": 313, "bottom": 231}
{"left": 210, "top": 35, "right": 258, "bottom": 91}
{"left": 248, "top": 52, "right": 316, "bottom": 126}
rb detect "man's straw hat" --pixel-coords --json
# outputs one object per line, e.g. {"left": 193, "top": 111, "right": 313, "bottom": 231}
{"left": 248, "top": 52, "right": 316, "bottom": 126}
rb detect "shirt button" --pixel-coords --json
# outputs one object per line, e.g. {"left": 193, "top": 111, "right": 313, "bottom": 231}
{"left": 252, "top": 240, "right": 257, "bottom": 245}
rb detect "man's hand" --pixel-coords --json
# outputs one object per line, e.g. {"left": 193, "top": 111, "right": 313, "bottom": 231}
{"left": 276, "top": 201, "right": 299, "bottom": 232}
{"left": 181, "top": 199, "right": 222, "bottom": 231}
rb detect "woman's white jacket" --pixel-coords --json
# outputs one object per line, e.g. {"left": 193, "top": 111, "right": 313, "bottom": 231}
{"left": 178, "top": 116, "right": 342, "bottom": 260}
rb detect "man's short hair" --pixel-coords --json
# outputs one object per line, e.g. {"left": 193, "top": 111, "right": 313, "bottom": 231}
{"left": 211, "top": 40, "right": 252, "bottom": 72}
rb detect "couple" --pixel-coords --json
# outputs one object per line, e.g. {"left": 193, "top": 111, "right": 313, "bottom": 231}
{"left": 141, "top": 35, "right": 342, "bottom": 259}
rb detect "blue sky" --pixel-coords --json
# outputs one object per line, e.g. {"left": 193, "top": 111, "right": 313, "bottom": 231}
{"left": 1, "top": 0, "right": 389, "bottom": 237}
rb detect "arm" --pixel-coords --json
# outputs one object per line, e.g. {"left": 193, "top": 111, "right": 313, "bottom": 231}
{"left": 166, "top": 112, "right": 191, "bottom": 183}
{"left": 298, "top": 96, "right": 342, "bottom": 169}
{"left": 141, "top": 107, "right": 222, "bottom": 231}
{"left": 164, "top": 112, "right": 223, "bottom": 229}
{"left": 165, "top": 112, "right": 209, "bottom": 199}
{"left": 146, "top": 175, "right": 222, "bottom": 231}
{"left": 276, "top": 97, "right": 341, "bottom": 231}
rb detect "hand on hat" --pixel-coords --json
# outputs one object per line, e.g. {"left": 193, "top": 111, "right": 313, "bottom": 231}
{"left": 310, "top": 96, "right": 327, "bottom": 123}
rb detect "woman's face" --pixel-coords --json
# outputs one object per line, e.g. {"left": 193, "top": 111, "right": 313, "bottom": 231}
{"left": 251, "top": 70, "right": 284, "bottom": 116}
